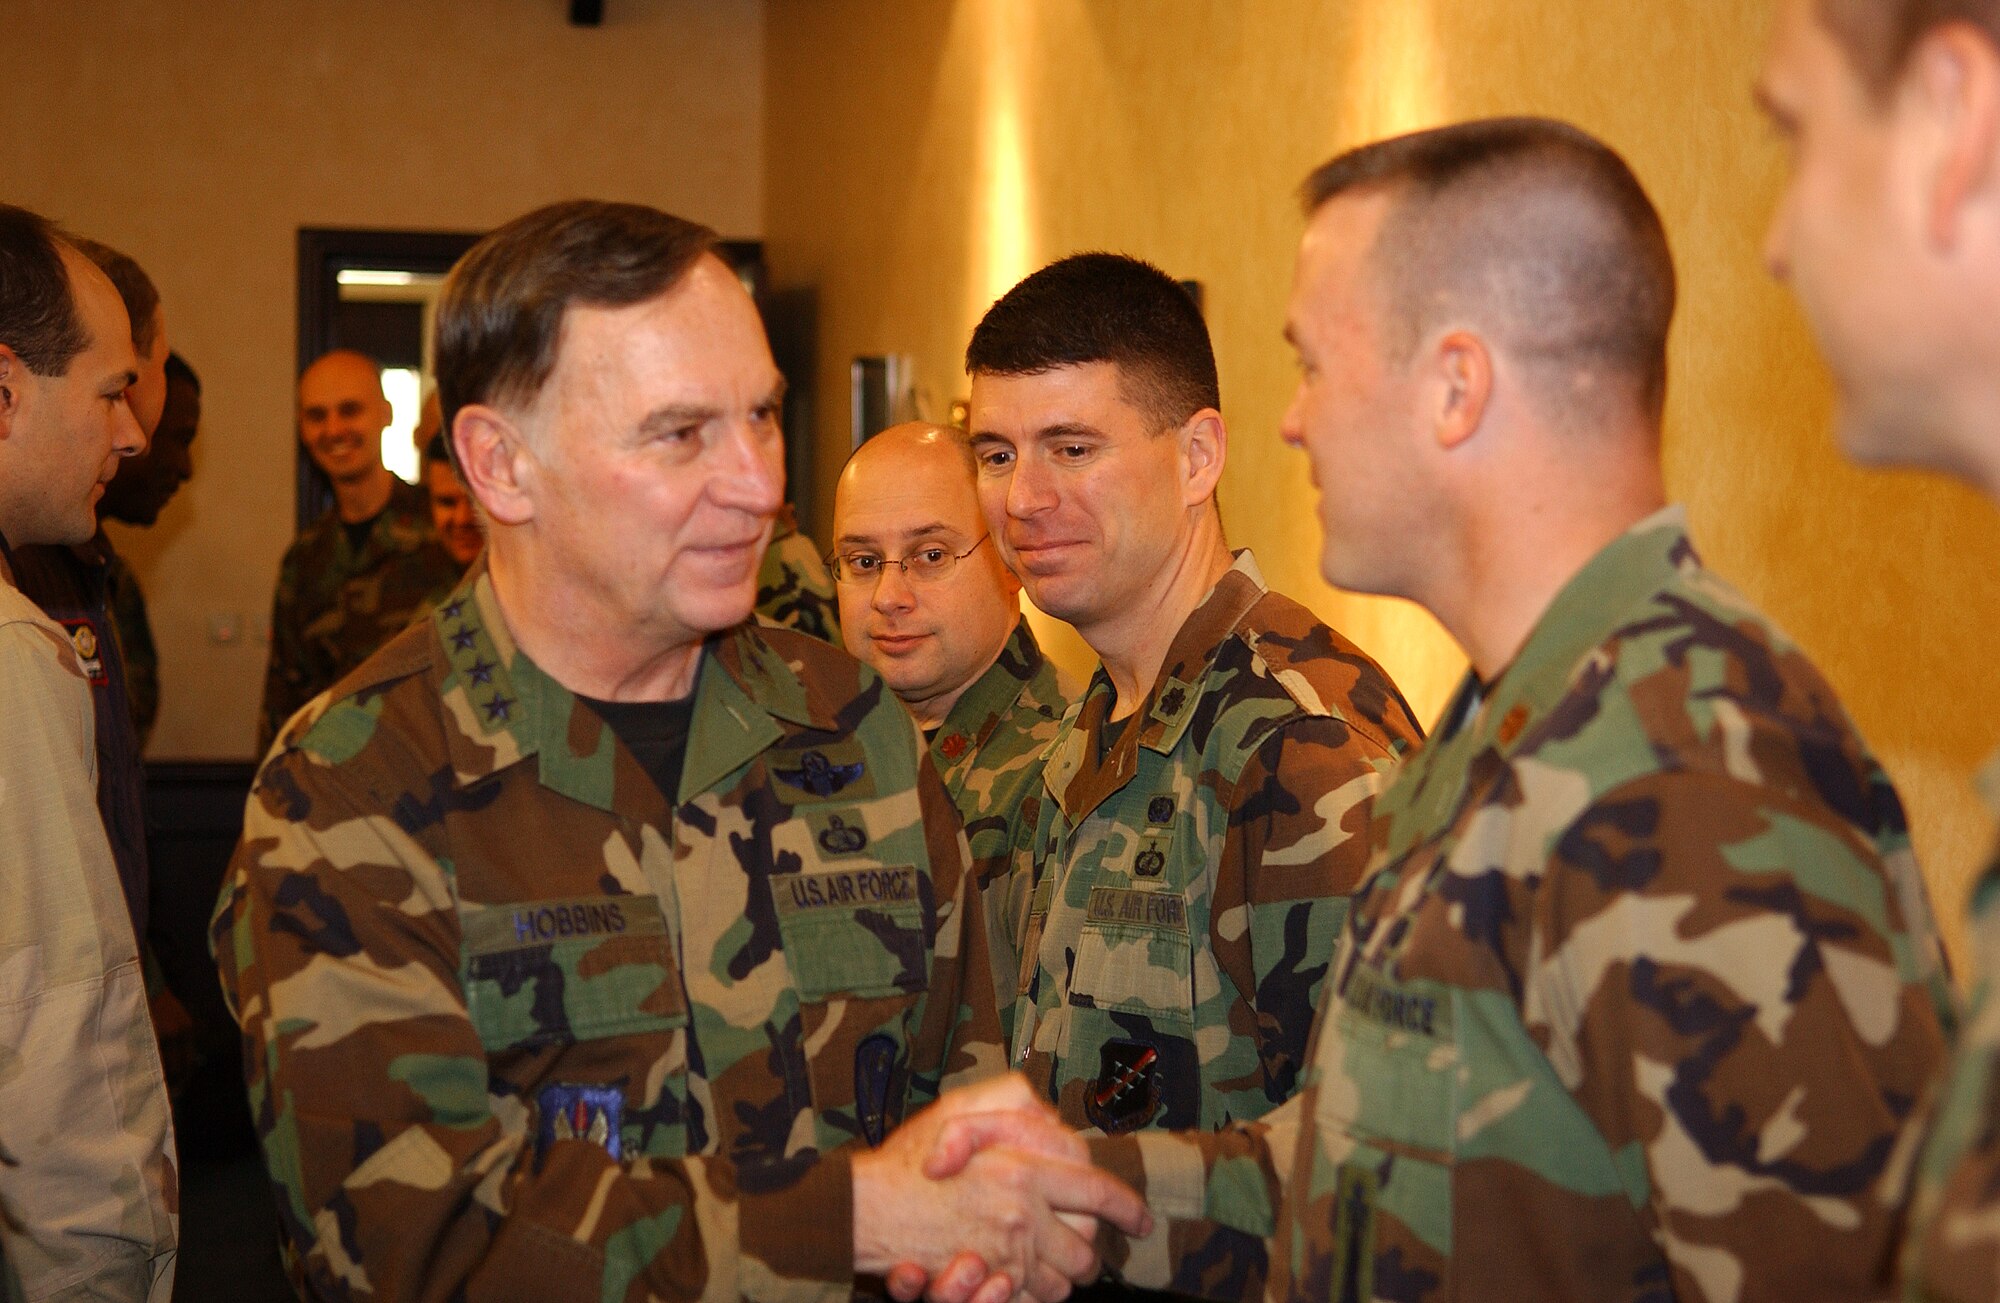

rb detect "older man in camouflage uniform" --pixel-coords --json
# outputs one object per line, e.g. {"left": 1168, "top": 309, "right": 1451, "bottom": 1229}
{"left": 1758, "top": 2, "right": 2000, "bottom": 1297}
{"left": 965, "top": 253, "right": 1421, "bottom": 1141}
{"left": 214, "top": 200, "right": 1146, "bottom": 1303}
{"left": 927, "top": 119, "right": 1956, "bottom": 1303}
{"left": 833, "top": 422, "right": 1074, "bottom": 1040}
{"left": 256, "top": 348, "right": 458, "bottom": 751}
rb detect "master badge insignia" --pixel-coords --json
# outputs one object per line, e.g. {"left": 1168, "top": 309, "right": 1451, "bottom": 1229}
{"left": 817, "top": 815, "right": 868, "bottom": 855}
{"left": 1084, "top": 1039, "right": 1161, "bottom": 1134}
{"left": 778, "top": 749, "right": 865, "bottom": 797}
{"left": 537, "top": 1083, "right": 624, "bottom": 1160}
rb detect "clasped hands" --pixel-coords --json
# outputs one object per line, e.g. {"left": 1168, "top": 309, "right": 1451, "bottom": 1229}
{"left": 852, "top": 1074, "right": 1151, "bottom": 1303}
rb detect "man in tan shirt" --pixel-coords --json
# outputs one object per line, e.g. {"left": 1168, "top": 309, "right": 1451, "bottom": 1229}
{"left": 0, "top": 202, "right": 177, "bottom": 1302}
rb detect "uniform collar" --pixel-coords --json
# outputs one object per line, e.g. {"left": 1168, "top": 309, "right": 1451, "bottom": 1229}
{"left": 933, "top": 618, "right": 1051, "bottom": 772}
{"left": 433, "top": 562, "right": 830, "bottom": 810}
{"left": 1441, "top": 504, "right": 1695, "bottom": 761}
{"left": 1047, "top": 549, "right": 1269, "bottom": 820}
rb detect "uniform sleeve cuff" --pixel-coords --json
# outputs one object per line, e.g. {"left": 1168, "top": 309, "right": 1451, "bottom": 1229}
{"left": 738, "top": 1151, "right": 855, "bottom": 1292}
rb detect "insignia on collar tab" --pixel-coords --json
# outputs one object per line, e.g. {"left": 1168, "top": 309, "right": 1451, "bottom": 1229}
{"left": 1085, "top": 1039, "right": 1161, "bottom": 1134}
{"left": 777, "top": 749, "right": 864, "bottom": 797}
{"left": 939, "top": 733, "right": 969, "bottom": 761}
{"left": 1157, "top": 685, "right": 1188, "bottom": 719}
{"left": 537, "top": 1083, "right": 623, "bottom": 1159}
{"left": 854, "top": 1033, "right": 899, "bottom": 1147}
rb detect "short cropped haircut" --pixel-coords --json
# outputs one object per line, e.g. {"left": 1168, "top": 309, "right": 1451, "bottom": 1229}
{"left": 69, "top": 237, "right": 161, "bottom": 356}
{"left": 964, "top": 252, "right": 1219, "bottom": 433}
{"left": 436, "top": 200, "right": 718, "bottom": 449}
{"left": 165, "top": 350, "right": 200, "bottom": 393}
{"left": 1819, "top": 0, "right": 2000, "bottom": 92}
{"left": 0, "top": 203, "right": 88, "bottom": 377}
{"left": 1301, "top": 117, "right": 1676, "bottom": 422}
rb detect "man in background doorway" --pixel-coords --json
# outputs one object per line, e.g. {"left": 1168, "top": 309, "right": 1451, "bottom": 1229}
{"left": 833, "top": 420, "right": 1074, "bottom": 1037}
{"left": 1758, "top": 0, "right": 2000, "bottom": 1293}
{"left": 256, "top": 347, "right": 457, "bottom": 751}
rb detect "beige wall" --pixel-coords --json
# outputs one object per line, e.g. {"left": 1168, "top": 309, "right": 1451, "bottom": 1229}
{"left": 766, "top": 1, "right": 2000, "bottom": 972}
{"left": 5, "top": 0, "right": 764, "bottom": 758}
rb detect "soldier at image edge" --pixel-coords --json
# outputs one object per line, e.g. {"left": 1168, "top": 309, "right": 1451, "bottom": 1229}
{"left": 902, "top": 118, "right": 1956, "bottom": 1303}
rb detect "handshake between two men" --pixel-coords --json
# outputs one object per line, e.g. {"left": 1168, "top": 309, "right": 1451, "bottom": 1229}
{"left": 854, "top": 1075, "right": 1155, "bottom": 1303}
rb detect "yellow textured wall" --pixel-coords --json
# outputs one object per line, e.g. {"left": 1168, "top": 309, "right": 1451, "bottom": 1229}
{"left": 766, "top": 1, "right": 2000, "bottom": 972}
{"left": 6, "top": 0, "right": 764, "bottom": 758}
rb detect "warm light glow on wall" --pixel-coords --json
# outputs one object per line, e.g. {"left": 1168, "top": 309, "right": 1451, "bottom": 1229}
{"left": 971, "top": 0, "right": 1034, "bottom": 322}
{"left": 1341, "top": 0, "right": 1449, "bottom": 142}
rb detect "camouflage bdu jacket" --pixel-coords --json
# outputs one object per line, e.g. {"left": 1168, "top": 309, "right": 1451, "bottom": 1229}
{"left": 757, "top": 505, "right": 840, "bottom": 644}
{"left": 1014, "top": 551, "right": 1421, "bottom": 1137}
{"left": 257, "top": 476, "right": 460, "bottom": 751}
{"left": 1902, "top": 755, "right": 2000, "bottom": 1300}
{"left": 928, "top": 617, "right": 1073, "bottom": 1042}
{"left": 214, "top": 566, "right": 1005, "bottom": 1303}
{"left": 1094, "top": 508, "right": 1955, "bottom": 1303}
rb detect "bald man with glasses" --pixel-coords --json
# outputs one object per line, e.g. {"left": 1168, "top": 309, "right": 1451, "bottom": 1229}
{"left": 834, "top": 421, "right": 1074, "bottom": 1038}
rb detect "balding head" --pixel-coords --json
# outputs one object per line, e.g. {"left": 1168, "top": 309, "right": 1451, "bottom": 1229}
{"left": 833, "top": 422, "right": 1020, "bottom": 727}
{"left": 1301, "top": 116, "right": 1677, "bottom": 426}
{"left": 297, "top": 348, "right": 393, "bottom": 484}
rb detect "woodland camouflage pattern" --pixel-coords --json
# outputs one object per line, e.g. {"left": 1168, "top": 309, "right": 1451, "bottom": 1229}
{"left": 756, "top": 506, "right": 840, "bottom": 644}
{"left": 926, "top": 617, "right": 1073, "bottom": 1043}
{"left": 1013, "top": 550, "right": 1421, "bottom": 1138}
{"left": 257, "top": 476, "right": 460, "bottom": 751}
{"left": 1093, "top": 509, "right": 1955, "bottom": 1303}
{"left": 1902, "top": 754, "right": 2000, "bottom": 1302}
{"left": 214, "top": 564, "right": 1004, "bottom": 1302}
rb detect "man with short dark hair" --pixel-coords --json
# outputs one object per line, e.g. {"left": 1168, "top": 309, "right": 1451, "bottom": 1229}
{"left": 0, "top": 202, "right": 177, "bottom": 1302}
{"left": 833, "top": 421, "right": 1074, "bottom": 1040}
{"left": 256, "top": 347, "right": 457, "bottom": 751}
{"left": 933, "top": 118, "right": 1952, "bottom": 1303}
{"left": 1756, "top": 1, "right": 2000, "bottom": 1293}
{"left": 13, "top": 239, "right": 175, "bottom": 937}
{"left": 215, "top": 199, "right": 1146, "bottom": 1303}
{"left": 100, "top": 349, "right": 200, "bottom": 747}
{"left": 966, "top": 252, "right": 1421, "bottom": 1139}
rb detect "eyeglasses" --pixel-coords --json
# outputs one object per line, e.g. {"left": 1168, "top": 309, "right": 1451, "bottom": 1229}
{"left": 829, "top": 534, "right": 991, "bottom": 586}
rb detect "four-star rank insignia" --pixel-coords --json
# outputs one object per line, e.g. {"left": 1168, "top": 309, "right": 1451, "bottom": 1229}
{"left": 777, "top": 749, "right": 865, "bottom": 797}
{"left": 1085, "top": 1039, "right": 1162, "bottom": 1134}
{"left": 537, "top": 1083, "right": 624, "bottom": 1160}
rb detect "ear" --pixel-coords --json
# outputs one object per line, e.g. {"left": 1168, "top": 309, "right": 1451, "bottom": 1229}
{"left": 454, "top": 404, "right": 538, "bottom": 527}
{"left": 1430, "top": 331, "right": 1493, "bottom": 451}
{"left": 1909, "top": 23, "right": 2000, "bottom": 249}
{"left": 1179, "top": 408, "right": 1228, "bottom": 507}
{"left": 0, "top": 345, "right": 18, "bottom": 440}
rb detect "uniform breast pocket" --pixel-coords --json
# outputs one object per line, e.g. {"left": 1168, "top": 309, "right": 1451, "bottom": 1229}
{"left": 460, "top": 895, "right": 689, "bottom": 1053}
{"left": 1309, "top": 966, "right": 1460, "bottom": 1279}
{"left": 1068, "top": 886, "right": 1195, "bottom": 1029}
{"left": 770, "top": 865, "right": 929, "bottom": 1147}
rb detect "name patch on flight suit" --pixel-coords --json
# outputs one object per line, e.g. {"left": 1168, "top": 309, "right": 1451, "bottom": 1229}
{"left": 774, "top": 866, "right": 917, "bottom": 917}
{"left": 1085, "top": 886, "right": 1188, "bottom": 932}
{"left": 462, "top": 894, "right": 668, "bottom": 958}
{"left": 58, "top": 618, "right": 108, "bottom": 686}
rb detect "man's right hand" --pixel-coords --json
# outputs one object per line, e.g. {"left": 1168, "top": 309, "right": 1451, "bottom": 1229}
{"left": 853, "top": 1074, "right": 1150, "bottom": 1303}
